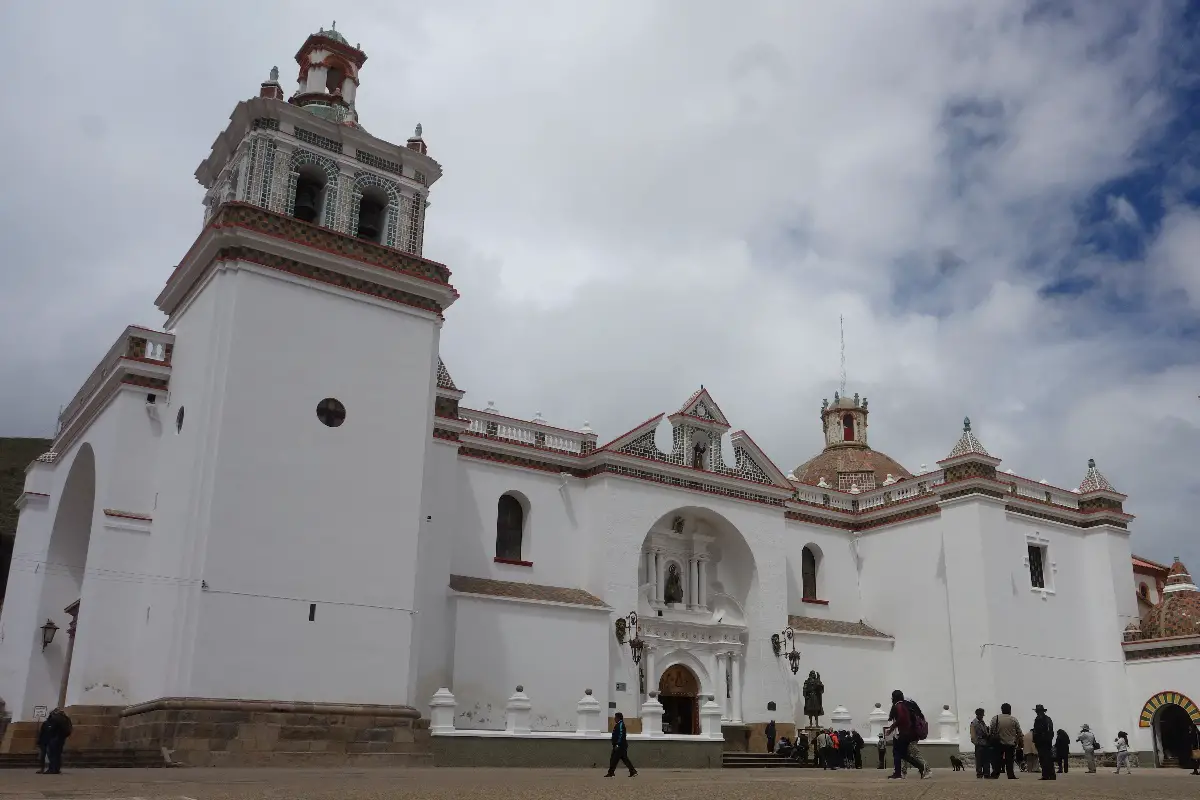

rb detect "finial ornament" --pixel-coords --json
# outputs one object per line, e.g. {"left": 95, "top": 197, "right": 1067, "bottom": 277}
{"left": 414, "top": 123, "right": 423, "bottom": 138}
{"left": 331, "top": 20, "right": 337, "bottom": 30}
{"left": 269, "top": 66, "right": 279, "bottom": 82}
{"left": 1087, "top": 458, "right": 1096, "bottom": 468}
{"left": 963, "top": 416, "right": 971, "bottom": 432}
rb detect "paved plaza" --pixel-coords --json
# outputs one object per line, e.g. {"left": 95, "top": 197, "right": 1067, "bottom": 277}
{"left": 0, "top": 767, "right": 1196, "bottom": 800}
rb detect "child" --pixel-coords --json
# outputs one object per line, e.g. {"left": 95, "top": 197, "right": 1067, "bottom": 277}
{"left": 1114, "top": 731, "right": 1131, "bottom": 774}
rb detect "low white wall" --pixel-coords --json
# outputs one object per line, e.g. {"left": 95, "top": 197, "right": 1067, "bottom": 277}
{"left": 451, "top": 594, "right": 609, "bottom": 731}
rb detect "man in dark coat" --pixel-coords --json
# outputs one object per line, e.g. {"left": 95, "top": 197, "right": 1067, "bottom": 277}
{"left": 604, "top": 712, "right": 637, "bottom": 778}
{"left": 765, "top": 719, "right": 776, "bottom": 753}
{"left": 1031, "top": 704, "right": 1056, "bottom": 781}
{"left": 851, "top": 729, "right": 865, "bottom": 768}
{"left": 39, "top": 708, "right": 72, "bottom": 775}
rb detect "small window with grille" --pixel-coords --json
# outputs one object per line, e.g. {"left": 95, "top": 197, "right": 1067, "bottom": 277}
{"left": 1028, "top": 544, "right": 1046, "bottom": 589}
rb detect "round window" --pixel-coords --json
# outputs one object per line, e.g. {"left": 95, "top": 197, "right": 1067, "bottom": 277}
{"left": 175, "top": 406, "right": 185, "bottom": 433}
{"left": 316, "top": 398, "right": 346, "bottom": 428}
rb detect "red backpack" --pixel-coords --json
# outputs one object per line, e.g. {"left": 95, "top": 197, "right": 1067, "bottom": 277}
{"left": 905, "top": 700, "right": 929, "bottom": 741}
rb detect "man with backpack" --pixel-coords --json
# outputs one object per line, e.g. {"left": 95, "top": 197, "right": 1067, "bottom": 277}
{"left": 988, "top": 703, "right": 1023, "bottom": 779}
{"left": 38, "top": 708, "right": 72, "bottom": 775}
{"left": 884, "top": 689, "right": 930, "bottom": 779}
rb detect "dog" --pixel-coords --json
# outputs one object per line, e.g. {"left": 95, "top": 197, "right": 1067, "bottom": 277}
{"left": 949, "top": 754, "right": 965, "bottom": 771}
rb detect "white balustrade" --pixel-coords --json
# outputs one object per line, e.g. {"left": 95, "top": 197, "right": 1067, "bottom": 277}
{"left": 640, "top": 693, "right": 665, "bottom": 737}
{"left": 505, "top": 685, "right": 532, "bottom": 734}
{"left": 576, "top": 689, "right": 602, "bottom": 734}
{"left": 461, "top": 409, "right": 591, "bottom": 455}
{"left": 429, "top": 688, "right": 457, "bottom": 734}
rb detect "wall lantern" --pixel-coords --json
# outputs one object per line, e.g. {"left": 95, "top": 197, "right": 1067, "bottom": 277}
{"left": 40, "top": 619, "right": 59, "bottom": 651}
{"left": 614, "top": 611, "right": 645, "bottom": 665}
{"left": 773, "top": 626, "right": 801, "bottom": 675}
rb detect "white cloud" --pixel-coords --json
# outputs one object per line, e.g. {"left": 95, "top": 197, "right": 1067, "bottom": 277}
{"left": 1, "top": 0, "right": 1197, "bottom": 568}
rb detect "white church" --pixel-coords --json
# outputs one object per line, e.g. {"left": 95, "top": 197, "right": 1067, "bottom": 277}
{"left": 1, "top": 26, "right": 1198, "bottom": 769}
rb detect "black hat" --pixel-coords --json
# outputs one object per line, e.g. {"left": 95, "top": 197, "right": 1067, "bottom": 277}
{"left": 1034, "top": 704, "right": 1047, "bottom": 713}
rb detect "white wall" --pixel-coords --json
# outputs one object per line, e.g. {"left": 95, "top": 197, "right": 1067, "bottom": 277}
{"left": 410, "top": 438, "right": 463, "bottom": 706}
{"left": 1124, "top": 654, "right": 1200, "bottom": 755}
{"left": 450, "top": 594, "right": 609, "bottom": 730}
{"left": 182, "top": 265, "right": 439, "bottom": 705}
{"left": 781, "top": 521, "right": 861, "bottom": 622}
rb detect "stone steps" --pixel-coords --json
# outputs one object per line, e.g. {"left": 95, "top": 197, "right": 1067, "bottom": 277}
{"left": 0, "top": 748, "right": 167, "bottom": 769}
{"left": 722, "top": 752, "right": 816, "bottom": 769}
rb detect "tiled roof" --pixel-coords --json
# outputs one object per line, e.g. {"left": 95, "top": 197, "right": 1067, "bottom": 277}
{"left": 1132, "top": 554, "right": 1171, "bottom": 574}
{"left": 1141, "top": 559, "right": 1200, "bottom": 639}
{"left": 35, "top": 451, "right": 58, "bottom": 463}
{"left": 787, "top": 615, "right": 892, "bottom": 639}
{"left": 436, "top": 357, "right": 458, "bottom": 391}
{"left": 944, "top": 417, "right": 989, "bottom": 460}
{"left": 449, "top": 574, "right": 608, "bottom": 608}
{"left": 792, "top": 447, "right": 912, "bottom": 489}
{"left": 1077, "top": 458, "right": 1115, "bottom": 493}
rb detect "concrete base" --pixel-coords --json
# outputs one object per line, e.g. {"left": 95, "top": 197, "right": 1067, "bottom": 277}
{"left": 721, "top": 724, "right": 750, "bottom": 752}
{"left": 117, "top": 697, "right": 431, "bottom": 767}
{"left": 431, "top": 734, "right": 723, "bottom": 768}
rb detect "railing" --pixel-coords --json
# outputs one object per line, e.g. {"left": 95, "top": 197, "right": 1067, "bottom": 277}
{"left": 460, "top": 408, "right": 594, "bottom": 455}
{"left": 792, "top": 470, "right": 946, "bottom": 513}
{"left": 1003, "top": 474, "right": 1080, "bottom": 508}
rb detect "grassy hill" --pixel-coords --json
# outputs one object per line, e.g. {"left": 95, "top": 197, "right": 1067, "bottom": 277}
{"left": 1, "top": 437, "right": 53, "bottom": 604}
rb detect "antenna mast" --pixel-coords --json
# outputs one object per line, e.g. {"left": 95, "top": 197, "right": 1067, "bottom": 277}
{"left": 839, "top": 315, "right": 847, "bottom": 396}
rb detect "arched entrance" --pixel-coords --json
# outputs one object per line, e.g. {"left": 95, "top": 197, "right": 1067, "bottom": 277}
{"left": 1140, "top": 692, "right": 1200, "bottom": 769}
{"left": 1154, "top": 705, "right": 1199, "bottom": 768}
{"left": 34, "top": 445, "right": 97, "bottom": 709}
{"left": 658, "top": 664, "right": 700, "bottom": 735}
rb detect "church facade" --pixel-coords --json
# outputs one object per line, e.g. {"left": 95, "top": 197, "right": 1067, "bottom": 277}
{"left": 1, "top": 27, "right": 1198, "bottom": 768}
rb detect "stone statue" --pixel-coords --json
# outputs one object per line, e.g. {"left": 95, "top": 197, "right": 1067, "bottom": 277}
{"left": 802, "top": 670, "right": 824, "bottom": 726}
{"left": 269, "top": 66, "right": 279, "bottom": 82}
{"left": 664, "top": 563, "right": 684, "bottom": 604}
{"left": 692, "top": 441, "right": 707, "bottom": 470}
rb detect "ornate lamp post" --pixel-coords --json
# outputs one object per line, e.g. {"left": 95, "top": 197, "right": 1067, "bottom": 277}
{"left": 771, "top": 626, "right": 801, "bottom": 674}
{"left": 40, "top": 619, "right": 58, "bottom": 651}
{"left": 614, "top": 611, "right": 645, "bottom": 665}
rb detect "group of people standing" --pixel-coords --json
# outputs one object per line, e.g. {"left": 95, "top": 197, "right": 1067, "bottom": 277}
{"left": 969, "top": 702, "right": 1133, "bottom": 778}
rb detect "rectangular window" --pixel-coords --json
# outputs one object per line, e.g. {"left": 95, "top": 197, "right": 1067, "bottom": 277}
{"left": 1028, "top": 544, "right": 1046, "bottom": 589}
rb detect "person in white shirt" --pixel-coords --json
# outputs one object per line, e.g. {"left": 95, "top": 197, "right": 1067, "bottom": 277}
{"left": 1114, "top": 731, "right": 1131, "bottom": 774}
{"left": 1075, "top": 724, "right": 1099, "bottom": 773}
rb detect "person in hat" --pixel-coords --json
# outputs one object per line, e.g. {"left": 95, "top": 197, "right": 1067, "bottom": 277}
{"left": 1076, "top": 724, "right": 1099, "bottom": 773}
{"left": 1031, "top": 704, "right": 1056, "bottom": 780}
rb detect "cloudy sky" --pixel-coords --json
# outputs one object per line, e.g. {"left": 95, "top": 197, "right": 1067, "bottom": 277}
{"left": 2, "top": 1, "right": 1198, "bottom": 567}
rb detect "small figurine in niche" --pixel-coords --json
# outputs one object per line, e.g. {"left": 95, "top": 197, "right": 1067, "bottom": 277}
{"left": 664, "top": 563, "right": 684, "bottom": 604}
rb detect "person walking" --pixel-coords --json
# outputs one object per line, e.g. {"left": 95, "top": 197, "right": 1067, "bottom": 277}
{"left": 603, "top": 712, "right": 637, "bottom": 778}
{"left": 876, "top": 733, "right": 887, "bottom": 769}
{"left": 1031, "top": 704, "right": 1056, "bottom": 780}
{"left": 1114, "top": 731, "right": 1131, "bottom": 774}
{"left": 884, "top": 689, "right": 930, "bottom": 779}
{"left": 1054, "top": 728, "right": 1070, "bottom": 773}
{"left": 39, "top": 708, "right": 72, "bottom": 775}
{"left": 988, "top": 703, "right": 1023, "bottom": 779}
{"left": 1076, "top": 724, "right": 1099, "bottom": 773}
{"left": 969, "top": 707, "right": 991, "bottom": 778}
{"left": 851, "top": 729, "right": 864, "bottom": 768}
{"left": 765, "top": 719, "right": 776, "bottom": 754}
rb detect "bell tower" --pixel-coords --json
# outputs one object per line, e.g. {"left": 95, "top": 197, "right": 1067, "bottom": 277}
{"left": 820, "top": 392, "right": 869, "bottom": 448}
{"left": 139, "top": 26, "right": 456, "bottom": 712}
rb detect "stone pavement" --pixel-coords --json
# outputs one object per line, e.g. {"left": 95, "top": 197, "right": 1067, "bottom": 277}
{"left": 0, "top": 767, "right": 1195, "bottom": 800}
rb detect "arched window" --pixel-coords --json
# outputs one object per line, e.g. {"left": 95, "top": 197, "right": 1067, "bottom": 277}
{"left": 801, "top": 546, "right": 818, "bottom": 600}
{"left": 1139, "top": 582, "right": 1150, "bottom": 600}
{"left": 495, "top": 494, "right": 524, "bottom": 562}
{"left": 356, "top": 187, "right": 388, "bottom": 243}
{"left": 842, "top": 414, "right": 855, "bottom": 442}
{"left": 293, "top": 167, "right": 327, "bottom": 224}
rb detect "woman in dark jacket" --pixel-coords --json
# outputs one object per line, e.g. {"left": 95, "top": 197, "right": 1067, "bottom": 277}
{"left": 1054, "top": 729, "right": 1071, "bottom": 773}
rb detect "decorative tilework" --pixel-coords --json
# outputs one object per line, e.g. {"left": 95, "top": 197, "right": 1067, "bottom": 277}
{"left": 252, "top": 117, "right": 280, "bottom": 131}
{"left": 355, "top": 149, "right": 404, "bottom": 177}
{"left": 1137, "top": 692, "right": 1200, "bottom": 727}
{"left": 294, "top": 126, "right": 344, "bottom": 154}
{"left": 286, "top": 149, "right": 341, "bottom": 227}
{"left": 414, "top": 170, "right": 427, "bottom": 186}
{"left": 944, "top": 416, "right": 989, "bottom": 459}
{"left": 208, "top": 203, "right": 453, "bottom": 284}
{"left": 618, "top": 430, "right": 666, "bottom": 461}
{"left": 258, "top": 139, "right": 278, "bottom": 208}
{"left": 1126, "top": 642, "right": 1200, "bottom": 661}
{"left": 351, "top": 171, "right": 402, "bottom": 248}
{"left": 404, "top": 190, "right": 423, "bottom": 255}
{"left": 434, "top": 395, "right": 459, "bottom": 419}
{"left": 729, "top": 446, "right": 772, "bottom": 484}
{"left": 1078, "top": 458, "right": 1116, "bottom": 493}
{"left": 214, "top": 246, "right": 444, "bottom": 315}
{"left": 433, "top": 427, "right": 460, "bottom": 443}
{"left": 436, "top": 358, "right": 458, "bottom": 390}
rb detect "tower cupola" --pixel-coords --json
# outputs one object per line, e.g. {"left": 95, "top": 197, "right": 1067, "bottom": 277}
{"left": 290, "top": 22, "right": 367, "bottom": 126}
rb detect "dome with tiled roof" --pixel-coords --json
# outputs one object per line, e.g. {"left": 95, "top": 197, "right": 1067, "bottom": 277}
{"left": 1142, "top": 558, "right": 1200, "bottom": 639}
{"left": 792, "top": 391, "right": 913, "bottom": 491}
